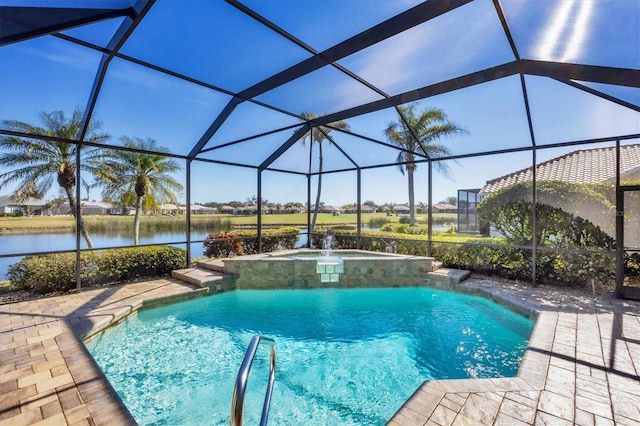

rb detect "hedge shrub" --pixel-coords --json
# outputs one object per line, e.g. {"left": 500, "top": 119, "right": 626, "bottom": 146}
{"left": 203, "top": 232, "right": 244, "bottom": 258}
{"left": 380, "top": 223, "right": 426, "bottom": 235}
{"left": 8, "top": 246, "right": 187, "bottom": 294}
{"left": 203, "top": 227, "right": 299, "bottom": 258}
{"left": 311, "top": 229, "right": 617, "bottom": 289}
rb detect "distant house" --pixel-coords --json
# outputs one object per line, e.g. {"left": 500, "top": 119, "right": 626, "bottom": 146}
{"left": 432, "top": 203, "right": 457, "bottom": 213}
{"left": 393, "top": 205, "right": 410, "bottom": 215}
{"left": 220, "top": 205, "right": 235, "bottom": 214}
{"left": 281, "top": 205, "right": 303, "bottom": 214}
{"left": 319, "top": 205, "right": 342, "bottom": 214}
{"left": 0, "top": 195, "right": 46, "bottom": 215}
{"left": 343, "top": 205, "right": 377, "bottom": 214}
{"left": 158, "top": 204, "right": 180, "bottom": 215}
{"left": 107, "top": 206, "right": 135, "bottom": 215}
{"left": 190, "top": 204, "right": 217, "bottom": 214}
{"left": 54, "top": 201, "right": 114, "bottom": 215}
{"left": 238, "top": 205, "right": 269, "bottom": 216}
{"left": 239, "top": 205, "right": 258, "bottom": 215}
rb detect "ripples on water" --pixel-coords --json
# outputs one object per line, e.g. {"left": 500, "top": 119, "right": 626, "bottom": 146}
{"left": 86, "top": 287, "right": 534, "bottom": 426}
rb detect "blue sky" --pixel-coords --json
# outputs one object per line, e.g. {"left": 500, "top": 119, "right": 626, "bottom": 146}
{"left": 0, "top": 0, "right": 638, "bottom": 207}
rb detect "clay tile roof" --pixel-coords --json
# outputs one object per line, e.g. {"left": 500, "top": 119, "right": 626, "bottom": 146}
{"left": 481, "top": 144, "right": 640, "bottom": 194}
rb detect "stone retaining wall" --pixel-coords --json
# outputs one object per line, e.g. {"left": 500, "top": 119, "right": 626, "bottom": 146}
{"left": 222, "top": 250, "right": 435, "bottom": 289}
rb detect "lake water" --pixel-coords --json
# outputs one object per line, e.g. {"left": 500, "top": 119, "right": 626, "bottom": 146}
{"left": 0, "top": 231, "right": 225, "bottom": 278}
{"left": 0, "top": 225, "right": 450, "bottom": 278}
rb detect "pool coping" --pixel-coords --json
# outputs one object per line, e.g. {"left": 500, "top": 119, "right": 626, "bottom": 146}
{"left": 1, "top": 277, "right": 638, "bottom": 425}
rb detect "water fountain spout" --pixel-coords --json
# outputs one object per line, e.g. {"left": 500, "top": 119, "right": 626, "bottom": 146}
{"left": 317, "top": 234, "right": 343, "bottom": 283}
{"left": 320, "top": 234, "right": 335, "bottom": 257}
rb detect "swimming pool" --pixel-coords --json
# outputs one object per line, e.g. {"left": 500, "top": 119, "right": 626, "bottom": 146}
{"left": 86, "top": 287, "right": 534, "bottom": 425}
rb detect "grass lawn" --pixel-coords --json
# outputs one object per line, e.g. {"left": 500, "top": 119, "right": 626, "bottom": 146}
{"left": 0, "top": 213, "right": 458, "bottom": 233}
{"left": 0, "top": 280, "right": 15, "bottom": 293}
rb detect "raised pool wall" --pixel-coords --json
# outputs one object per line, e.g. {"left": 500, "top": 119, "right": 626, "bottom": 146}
{"left": 222, "top": 249, "right": 437, "bottom": 289}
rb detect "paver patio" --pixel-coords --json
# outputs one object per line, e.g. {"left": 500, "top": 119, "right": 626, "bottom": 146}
{"left": 1, "top": 277, "right": 638, "bottom": 425}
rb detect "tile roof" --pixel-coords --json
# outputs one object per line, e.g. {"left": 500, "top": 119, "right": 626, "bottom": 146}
{"left": 481, "top": 144, "right": 640, "bottom": 194}
{"left": 0, "top": 194, "right": 45, "bottom": 206}
{"left": 433, "top": 203, "right": 457, "bottom": 210}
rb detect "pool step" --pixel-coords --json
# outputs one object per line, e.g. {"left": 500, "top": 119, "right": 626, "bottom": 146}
{"left": 197, "top": 259, "right": 226, "bottom": 273}
{"left": 171, "top": 267, "right": 233, "bottom": 292}
{"left": 431, "top": 260, "right": 443, "bottom": 271}
{"left": 425, "top": 268, "right": 471, "bottom": 289}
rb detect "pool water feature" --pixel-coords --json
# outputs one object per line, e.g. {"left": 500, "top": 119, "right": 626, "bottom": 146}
{"left": 316, "top": 234, "right": 345, "bottom": 283}
{"left": 222, "top": 249, "right": 440, "bottom": 289}
{"left": 86, "top": 287, "right": 534, "bottom": 426}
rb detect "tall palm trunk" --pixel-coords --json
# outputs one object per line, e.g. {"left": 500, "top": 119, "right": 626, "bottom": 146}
{"left": 64, "top": 186, "right": 94, "bottom": 248}
{"left": 311, "top": 141, "right": 323, "bottom": 231}
{"left": 407, "top": 167, "right": 416, "bottom": 226}
{"left": 133, "top": 195, "right": 143, "bottom": 245}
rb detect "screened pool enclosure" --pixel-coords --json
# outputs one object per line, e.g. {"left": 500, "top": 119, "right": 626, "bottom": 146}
{"left": 1, "top": 0, "right": 638, "bottom": 298}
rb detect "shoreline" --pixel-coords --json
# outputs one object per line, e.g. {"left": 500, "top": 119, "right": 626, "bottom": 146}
{"left": 0, "top": 227, "right": 74, "bottom": 235}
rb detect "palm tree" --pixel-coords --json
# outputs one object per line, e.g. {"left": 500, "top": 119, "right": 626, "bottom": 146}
{"left": 298, "top": 112, "right": 349, "bottom": 231}
{"left": 384, "top": 104, "right": 465, "bottom": 225}
{"left": 0, "top": 109, "right": 110, "bottom": 248}
{"left": 96, "top": 137, "right": 183, "bottom": 245}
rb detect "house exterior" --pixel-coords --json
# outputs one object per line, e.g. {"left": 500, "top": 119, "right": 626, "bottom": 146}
{"left": 393, "top": 205, "right": 410, "bottom": 215}
{"left": 0, "top": 195, "right": 46, "bottom": 215}
{"left": 319, "top": 205, "right": 342, "bottom": 214}
{"left": 343, "top": 205, "right": 377, "bottom": 214}
{"left": 281, "top": 205, "right": 304, "bottom": 214}
{"left": 53, "top": 201, "right": 114, "bottom": 215}
{"left": 480, "top": 144, "right": 640, "bottom": 196}
{"left": 432, "top": 203, "right": 457, "bottom": 213}
{"left": 190, "top": 204, "right": 217, "bottom": 214}
{"left": 107, "top": 206, "right": 135, "bottom": 215}
{"left": 458, "top": 144, "right": 640, "bottom": 235}
{"left": 158, "top": 204, "right": 180, "bottom": 215}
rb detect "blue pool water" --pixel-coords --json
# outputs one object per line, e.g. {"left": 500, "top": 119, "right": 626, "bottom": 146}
{"left": 85, "top": 288, "right": 534, "bottom": 425}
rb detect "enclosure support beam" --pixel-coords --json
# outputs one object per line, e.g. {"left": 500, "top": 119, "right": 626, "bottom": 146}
{"left": 77, "top": 0, "right": 155, "bottom": 142}
{"left": 75, "top": 143, "right": 82, "bottom": 292}
{"left": 189, "top": 97, "right": 243, "bottom": 158}
{"left": 260, "top": 125, "right": 310, "bottom": 170}
{"left": 615, "top": 141, "right": 623, "bottom": 299}
{"left": 307, "top": 175, "right": 312, "bottom": 248}
{"left": 235, "top": 0, "right": 471, "bottom": 101}
{"left": 427, "top": 161, "right": 433, "bottom": 257}
{"left": 520, "top": 73, "right": 538, "bottom": 287}
{"left": 257, "top": 170, "right": 263, "bottom": 254}
{"left": 357, "top": 169, "right": 362, "bottom": 250}
{"left": 186, "top": 159, "right": 192, "bottom": 265}
{"left": 531, "top": 148, "right": 537, "bottom": 287}
{"left": 0, "top": 6, "right": 133, "bottom": 46}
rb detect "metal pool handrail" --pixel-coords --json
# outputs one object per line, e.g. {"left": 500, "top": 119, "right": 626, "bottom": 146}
{"left": 230, "top": 335, "right": 276, "bottom": 426}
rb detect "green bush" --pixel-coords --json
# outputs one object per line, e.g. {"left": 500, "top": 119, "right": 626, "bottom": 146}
{"left": 432, "top": 241, "right": 530, "bottom": 280}
{"left": 625, "top": 252, "right": 640, "bottom": 278}
{"left": 7, "top": 246, "right": 187, "bottom": 294}
{"left": 380, "top": 223, "right": 426, "bottom": 235}
{"left": 0, "top": 211, "right": 24, "bottom": 217}
{"left": 311, "top": 229, "right": 617, "bottom": 290}
{"left": 236, "top": 227, "right": 299, "bottom": 254}
{"left": 368, "top": 216, "right": 390, "bottom": 228}
{"left": 203, "top": 232, "right": 244, "bottom": 258}
{"left": 203, "top": 227, "right": 300, "bottom": 257}
{"left": 477, "top": 181, "right": 615, "bottom": 246}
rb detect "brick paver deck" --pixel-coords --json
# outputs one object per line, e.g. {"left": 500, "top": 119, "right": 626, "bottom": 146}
{"left": 1, "top": 277, "right": 639, "bottom": 425}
